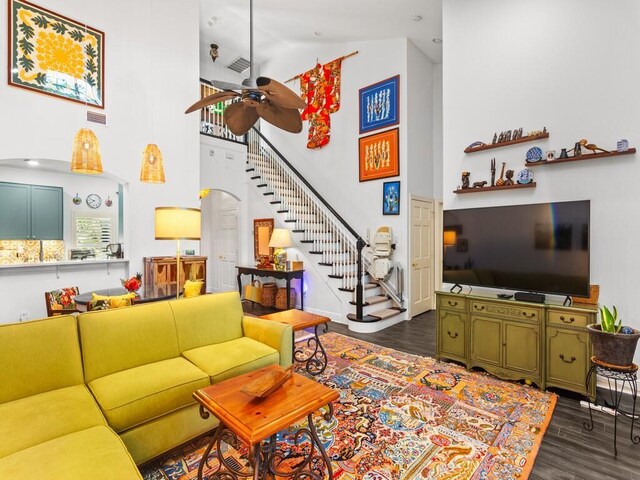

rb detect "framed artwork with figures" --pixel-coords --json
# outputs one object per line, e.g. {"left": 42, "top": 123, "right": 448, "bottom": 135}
{"left": 359, "top": 75, "right": 399, "bottom": 134}
{"left": 359, "top": 128, "right": 399, "bottom": 182}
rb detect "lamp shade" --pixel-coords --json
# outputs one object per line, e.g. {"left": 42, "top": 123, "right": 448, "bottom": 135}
{"left": 155, "top": 207, "right": 201, "bottom": 240}
{"left": 71, "top": 128, "right": 103, "bottom": 175}
{"left": 140, "top": 144, "right": 166, "bottom": 183}
{"left": 443, "top": 230, "right": 457, "bottom": 246}
{"left": 268, "top": 228, "right": 293, "bottom": 248}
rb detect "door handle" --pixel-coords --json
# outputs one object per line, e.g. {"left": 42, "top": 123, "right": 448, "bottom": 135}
{"left": 522, "top": 312, "right": 536, "bottom": 319}
{"left": 447, "top": 331, "right": 458, "bottom": 339}
{"left": 411, "top": 262, "right": 417, "bottom": 267}
{"left": 474, "top": 305, "right": 485, "bottom": 311}
{"left": 447, "top": 300, "right": 458, "bottom": 307}
{"left": 559, "top": 354, "right": 576, "bottom": 364}
{"left": 559, "top": 315, "right": 575, "bottom": 323}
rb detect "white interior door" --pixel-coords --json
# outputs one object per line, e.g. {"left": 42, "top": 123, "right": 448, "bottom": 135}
{"left": 410, "top": 197, "right": 435, "bottom": 316}
{"left": 209, "top": 192, "right": 239, "bottom": 292}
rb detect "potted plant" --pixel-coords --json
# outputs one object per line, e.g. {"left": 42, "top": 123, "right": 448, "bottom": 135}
{"left": 587, "top": 305, "right": 640, "bottom": 367}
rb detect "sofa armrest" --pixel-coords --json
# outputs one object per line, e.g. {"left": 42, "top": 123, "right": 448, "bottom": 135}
{"left": 242, "top": 316, "right": 292, "bottom": 367}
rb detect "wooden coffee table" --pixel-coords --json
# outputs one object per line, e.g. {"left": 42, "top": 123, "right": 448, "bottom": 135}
{"left": 193, "top": 365, "right": 338, "bottom": 479}
{"left": 260, "top": 310, "right": 331, "bottom": 375}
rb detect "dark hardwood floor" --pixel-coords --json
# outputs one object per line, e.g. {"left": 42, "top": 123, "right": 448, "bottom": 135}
{"left": 328, "top": 311, "right": 640, "bottom": 480}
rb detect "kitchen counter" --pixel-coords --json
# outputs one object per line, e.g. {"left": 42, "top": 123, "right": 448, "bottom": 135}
{"left": 0, "top": 259, "right": 129, "bottom": 279}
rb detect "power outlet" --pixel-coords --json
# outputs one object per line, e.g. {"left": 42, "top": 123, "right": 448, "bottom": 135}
{"left": 19, "top": 311, "right": 28, "bottom": 322}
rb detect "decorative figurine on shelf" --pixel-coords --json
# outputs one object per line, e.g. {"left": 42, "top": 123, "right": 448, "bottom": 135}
{"left": 516, "top": 168, "right": 534, "bottom": 184}
{"left": 495, "top": 162, "right": 506, "bottom": 186}
{"left": 543, "top": 126, "right": 548, "bottom": 134}
{"left": 527, "top": 129, "right": 543, "bottom": 137}
{"left": 572, "top": 141, "right": 582, "bottom": 156}
{"left": 504, "top": 169, "right": 515, "bottom": 185}
{"left": 490, "top": 158, "right": 496, "bottom": 186}
{"left": 546, "top": 150, "right": 556, "bottom": 161}
{"left": 506, "top": 130, "right": 512, "bottom": 141}
{"left": 467, "top": 141, "right": 485, "bottom": 149}
{"left": 578, "top": 138, "right": 610, "bottom": 154}
{"left": 492, "top": 133, "right": 498, "bottom": 144}
{"left": 472, "top": 180, "right": 487, "bottom": 188}
{"left": 617, "top": 139, "right": 629, "bottom": 152}
{"left": 497, "top": 132, "right": 504, "bottom": 143}
{"left": 461, "top": 171, "right": 470, "bottom": 189}
{"left": 558, "top": 148, "right": 569, "bottom": 159}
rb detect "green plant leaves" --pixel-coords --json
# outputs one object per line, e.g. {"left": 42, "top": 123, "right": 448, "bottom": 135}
{"left": 86, "top": 58, "right": 97, "bottom": 74}
{"left": 85, "top": 44, "right": 97, "bottom": 58}
{"left": 599, "top": 305, "right": 622, "bottom": 333}
{"left": 84, "top": 73, "right": 96, "bottom": 87}
{"left": 18, "top": 38, "right": 33, "bottom": 55}
{"left": 18, "top": 22, "right": 34, "bottom": 39}
{"left": 51, "top": 22, "right": 67, "bottom": 35}
{"left": 18, "top": 55, "right": 34, "bottom": 72}
{"left": 69, "top": 29, "right": 85, "bottom": 42}
{"left": 34, "top": 72, "right": 47, "bottom": 85}
{"left": 32, "top": 15, "right": 49, "bottom": 29}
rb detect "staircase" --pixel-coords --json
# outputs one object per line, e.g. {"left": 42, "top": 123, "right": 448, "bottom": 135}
{"left": 245, "top": 127, "right": 406, "bottom": 330}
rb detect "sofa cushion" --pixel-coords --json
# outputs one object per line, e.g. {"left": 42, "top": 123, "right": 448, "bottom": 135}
{"left": 0, "top": 315, "right": 84, "bottom": 404}
{"left": 78, "top": 301, "right": 180, "bottom": 383}
{"left": 0, "top": 426, "right": 142, "bottom": 480}
{"left": 0, "top": 385, "right": 106, "bottom": 459}
{"left": 183, "top": 337, "right": 280, "bottom": 383}
{"left": 170, "top": 291, "right": 244, "bottom": 352}
{"left": 88, "top": 357, "right": 209, "bottom": 433}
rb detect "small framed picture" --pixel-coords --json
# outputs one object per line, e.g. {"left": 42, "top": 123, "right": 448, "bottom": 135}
{"left": 456, "top": 238, "right": 468, "bottom": 252}
{"left": 546, "top": 150, "right": 556, "bottom": 161}
{"left": 382, "top": 181, "right": 400, "bottom": 215}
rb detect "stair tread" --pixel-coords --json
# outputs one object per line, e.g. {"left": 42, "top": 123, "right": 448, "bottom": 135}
{"left": 276, "top": 210, "right": 289, "bottom": 213}
{"left": 250, "top": 175, "right": 261, "bottom": 180}
{"left": 270, "top": 201, "right": 282, "bottom": 204}
{"left": 256, "top": 184, "right": 267, "bottom": 188}
{"left": 365, "top": 295, "right": 389, "bottom": 304}
{"left": 368, "top": 307, "right": 405, "bottom": 320}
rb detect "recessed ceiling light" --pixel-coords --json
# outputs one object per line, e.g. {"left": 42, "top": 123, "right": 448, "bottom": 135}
{"left": 412, "top": 15, "right": 422, "bottom": 22}
{"left": 313, "top": 31, "right": 323, "bottom": 37}
{"left": 432, "top": 37, "right": 442, "bottom": 44}
{"left": 24, "top": 159, "right": 39, "bottom": 166}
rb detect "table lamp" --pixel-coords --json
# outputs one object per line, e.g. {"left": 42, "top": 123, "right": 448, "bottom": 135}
{"left": 268, "top": 228, "right": 292, "bottom": 271}
{"left": 155, "top": 207, "right": 201, "bottom": 298}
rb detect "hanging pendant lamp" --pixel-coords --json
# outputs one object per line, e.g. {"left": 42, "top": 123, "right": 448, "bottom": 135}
{"left": 140, "top": 144, "right": 166, "bottom": 183}
{"left": 71, "top": 128, "right": 103, "bottom": 175}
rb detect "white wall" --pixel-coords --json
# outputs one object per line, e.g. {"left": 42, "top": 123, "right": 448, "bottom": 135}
{"left": 432, "top": 63, "right": 443, "bottom": 200}
{"left": 443, "top": 0, "right": 640, "bottom": 362}
{"left": 0, "top": 0, "right": 200, "bottom": 322}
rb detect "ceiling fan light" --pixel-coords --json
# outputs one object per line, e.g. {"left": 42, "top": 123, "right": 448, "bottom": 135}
{"left": 71, "top": 128, "right": 103, "bottom": 175}
{"left": 140, "top": 143, "right": 166, "bottom": 183}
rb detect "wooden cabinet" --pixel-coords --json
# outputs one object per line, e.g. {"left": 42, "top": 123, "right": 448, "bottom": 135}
{"left": 0, "top": 182, "right": 62, "bottom": 240}
{"left": 546, "top": 306, "right": 596, "bottom": 399}
{"left": 437, "top": 292, "right": 595, "bottom": 398}
{"left": 143, "top": 256, "right": 207, "bottom": 294}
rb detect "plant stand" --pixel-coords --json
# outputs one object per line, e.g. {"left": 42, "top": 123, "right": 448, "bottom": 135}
{"left": 583, "top": 357, "right": 639, "bottom": 456}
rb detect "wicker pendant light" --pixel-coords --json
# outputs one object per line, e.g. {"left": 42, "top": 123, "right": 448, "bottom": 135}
{"left": 71, "top": 128, "right": 103, "bottom": 175}
{"left": 140, "top": 144, "right": 166, "bottom": 183}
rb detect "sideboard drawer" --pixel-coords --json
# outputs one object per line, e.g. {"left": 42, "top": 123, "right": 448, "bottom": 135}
{"left": 548, "top": 310, "right": 591, "bottom": 328}
{"left": 470, "top": 300, "right": 541, "bottom": 321}
{"left": 438, "top": 296, "right": 467, "bottom": 311}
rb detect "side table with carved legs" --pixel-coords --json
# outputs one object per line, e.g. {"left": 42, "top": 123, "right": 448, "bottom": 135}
{"left": 193, "top": 365, "right": 338, "bottom": 479}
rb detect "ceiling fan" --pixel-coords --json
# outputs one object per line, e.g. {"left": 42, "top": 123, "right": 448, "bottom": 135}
{"left": 185, "top": 0, "right": 305, "bottom": 136}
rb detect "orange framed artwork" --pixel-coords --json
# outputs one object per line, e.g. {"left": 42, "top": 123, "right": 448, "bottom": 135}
{"left": 358, "top": 128, "right": 399, "bottom": 182}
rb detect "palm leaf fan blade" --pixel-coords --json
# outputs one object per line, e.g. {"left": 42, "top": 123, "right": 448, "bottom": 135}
{"left": 257, "top": 103, "right": 303, "bottom": 133}
{"left": 184, "top": 91, "right": 239, "bottom": 113}
{"left": 224, "top": 102, "right": 259, "bottom": 136}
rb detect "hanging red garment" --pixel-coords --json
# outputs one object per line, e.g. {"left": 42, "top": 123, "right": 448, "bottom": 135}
{"left": 299, "top": 58, "right": 343, "bottom": 149}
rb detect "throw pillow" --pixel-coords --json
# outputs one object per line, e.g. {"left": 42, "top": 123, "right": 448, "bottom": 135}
{"left": 88, "top": 299, "right": 111, "bottom": 311}
{"left": 183, "top": 280, "right": 204, "bottom": 298}
{"left": 91, "top": 292, "right": 135, "bottom": 309}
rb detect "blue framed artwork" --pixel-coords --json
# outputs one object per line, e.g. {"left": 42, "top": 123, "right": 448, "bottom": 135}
{"left": 382, "top": 181, "right": 400, "bottom": 215}
{"left": 359, "top": 75, "right": 399, "bottom": 134}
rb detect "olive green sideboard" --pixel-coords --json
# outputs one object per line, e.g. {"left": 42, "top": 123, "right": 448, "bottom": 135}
{"left": 436, "top": 291, "right": 596, "bottom": 399}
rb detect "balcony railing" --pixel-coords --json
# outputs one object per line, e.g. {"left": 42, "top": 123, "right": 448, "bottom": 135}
{"left": 198, "top": 79, "right": 247, "bottom": 144}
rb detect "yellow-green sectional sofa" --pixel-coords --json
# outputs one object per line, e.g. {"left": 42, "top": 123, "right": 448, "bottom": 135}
{"left": 0, "top": 291, "right": 292, "bottom": 478}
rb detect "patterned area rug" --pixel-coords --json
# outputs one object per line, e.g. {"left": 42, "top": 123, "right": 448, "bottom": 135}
{"left": 140, "top": 332, "right": 556, "bottom": 479}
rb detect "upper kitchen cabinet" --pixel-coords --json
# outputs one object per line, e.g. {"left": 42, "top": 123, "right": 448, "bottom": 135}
{"left": 0, "top": 182, "right": 63, "bottom": 240}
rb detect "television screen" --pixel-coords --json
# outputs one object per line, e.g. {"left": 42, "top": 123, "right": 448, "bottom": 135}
{"left": 443, "top": 200, "right": 590, "bottom": 297}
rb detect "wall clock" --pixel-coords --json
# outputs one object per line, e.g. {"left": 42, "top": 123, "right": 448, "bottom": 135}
{"left": 86, "top": 194, "right": 102, "bottom": 209}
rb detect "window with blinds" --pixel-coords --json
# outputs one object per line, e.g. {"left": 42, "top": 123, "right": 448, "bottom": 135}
{"left": 72, "top": 213, "right": 116, "bottom": 259}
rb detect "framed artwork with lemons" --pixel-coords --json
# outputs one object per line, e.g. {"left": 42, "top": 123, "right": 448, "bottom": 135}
{"left": 8, "top": 0, "right": 105, "bottom": 108}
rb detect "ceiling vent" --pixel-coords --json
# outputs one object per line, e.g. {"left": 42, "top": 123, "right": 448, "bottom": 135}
{"left": 227, "top": 56, "right": 251, "bottom": 73}
{"left": 86, "top": 111, "right": 107, "bottom": 125}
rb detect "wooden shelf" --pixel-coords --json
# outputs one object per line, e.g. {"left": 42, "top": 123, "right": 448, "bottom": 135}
{"left": 464, "top": 133, "right": 549, "bottom": 153}
{"left": 453, "top": 182, "right": 536, "bottom": 194}
{"left": 525, "top": 148, "right": 636, "bottom": 167}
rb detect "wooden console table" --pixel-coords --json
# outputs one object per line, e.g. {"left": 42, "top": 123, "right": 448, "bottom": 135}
{"left": 236, "top": 266, "right": 304, "bottom": 310}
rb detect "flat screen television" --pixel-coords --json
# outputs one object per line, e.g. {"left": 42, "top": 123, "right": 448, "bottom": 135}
{"left": 442, "top": 200, "right": 590, "bottom": 297}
